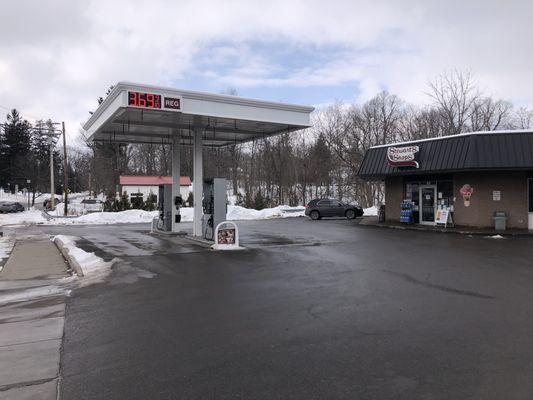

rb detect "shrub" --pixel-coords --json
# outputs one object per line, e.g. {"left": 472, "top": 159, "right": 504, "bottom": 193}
{"left": 144, "top": 193, "right": 157, "bottom": 211}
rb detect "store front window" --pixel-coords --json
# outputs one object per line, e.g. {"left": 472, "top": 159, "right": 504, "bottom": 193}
{"left": 404, "top": 179, "right": 453, "bottom": 224}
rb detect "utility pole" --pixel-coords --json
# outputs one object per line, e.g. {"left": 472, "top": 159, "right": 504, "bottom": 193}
{"left": 31, "top": 123, "right": 62, "bottom": 212}
{"left": 26, "top": 179, "right": 31, "bottom": 210}
{"left": 50, "top": 138, "right": 55, "bottom": 211}
{"left": 62, "top": 122, "right": 68, "bottom": 215}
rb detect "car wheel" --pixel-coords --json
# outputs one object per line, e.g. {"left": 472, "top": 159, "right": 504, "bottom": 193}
{"left": 310, "top": 210, "right": 320, "bottom": 220}
{"left": 345, "top": 209, "right": 356, "bottom": 219}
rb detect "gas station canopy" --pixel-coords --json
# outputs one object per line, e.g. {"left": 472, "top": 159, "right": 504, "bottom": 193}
{"left": 84, "top": 82, "right": 314, "bottom": 147}
{"left": 83, "top": 82, "right": 314, "bottom": 237}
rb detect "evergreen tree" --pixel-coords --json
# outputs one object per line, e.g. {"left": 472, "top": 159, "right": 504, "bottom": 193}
{"left": 253, "top": 191, "right": 266, "bottom": 210}
{"left": 186, "top": 192, "right": 194, "bottom": 207}
{"left": 103, "top": 191, "right": 115, "bottom": 212}
{"left": 0, "top": 110, "right": 33, "bottom": 187}
{"left": 119, "top": 191, "right": 131, "bottom": 211}
{"left": 143, "top": 193, "right": 157, "bottom": 211}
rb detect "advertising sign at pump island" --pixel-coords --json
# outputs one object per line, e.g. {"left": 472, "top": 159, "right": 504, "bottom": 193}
{"left": 387, "top": 145, "right": 420, "bottom": 168}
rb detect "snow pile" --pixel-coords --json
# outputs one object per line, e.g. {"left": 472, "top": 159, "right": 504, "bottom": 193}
{"left": 68, "top": 209, "right": 158, "bottom": 224}
{"left": 227, "top": 205, "right": 305, "bottom": 220}
{"left": 364, "top": 206, "right": 378, "bottom": 216}
{"left": 0, "top": 205, "right": 307, "bottom": 226}
{"left": 54, "top": 235, "right": 114, "bottom": 278}
{"left": 0, "top": 210, "right": 50, "bottom": 225}
{"left": 0, "top": 235, "right": 15, "bottom": 270}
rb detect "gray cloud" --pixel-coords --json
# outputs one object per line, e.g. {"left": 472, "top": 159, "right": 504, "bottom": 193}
{"left": 0, "top": 0, "right": 532, "bottom": 139}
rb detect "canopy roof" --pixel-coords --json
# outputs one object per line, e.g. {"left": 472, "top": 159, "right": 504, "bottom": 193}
{"left": 84, "top": 82, "right": 314, "bottom": 147}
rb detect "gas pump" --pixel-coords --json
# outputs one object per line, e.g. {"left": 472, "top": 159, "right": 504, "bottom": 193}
{"left": 202, "top": 178, "right": 227, "bottom": 240}
{"left": 157, "top": 184, "right": 183, "bottom": 232}
{"left": 158, "top": 184, "right": 172, "bottom": 231}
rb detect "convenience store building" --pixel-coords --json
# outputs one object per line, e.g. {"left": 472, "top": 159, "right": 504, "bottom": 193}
{"left": 357, "top": 130, "right": 533, "bottom": 230}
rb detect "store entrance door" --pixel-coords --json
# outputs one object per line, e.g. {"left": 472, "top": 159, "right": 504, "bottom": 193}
{"left": 419, "top": 185, "right": 437, "bottom": 225}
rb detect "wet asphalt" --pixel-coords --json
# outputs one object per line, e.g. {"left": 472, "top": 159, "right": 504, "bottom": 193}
{"left": 13, "top": 218, "right": 533, "bottom": 399}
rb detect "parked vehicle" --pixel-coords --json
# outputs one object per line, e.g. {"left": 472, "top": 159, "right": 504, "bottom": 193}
{"left": 81, "top": 198, "right": 104, "bottom": 213}
{"left": 43, "top": 198, "right": 61, "bottom": 210}
{"left": 0, "top": 201, "right": 25, "bottom": 213}
{"left": 305, "top": 198, "right": 363, "bottom": 220}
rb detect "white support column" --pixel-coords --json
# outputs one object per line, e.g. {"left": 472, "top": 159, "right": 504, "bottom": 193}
{"left": 171, "top": 134, "right": 181, "bottom": 232}
{"left": 193, "top": 126, "right": 203, "bottom": 236}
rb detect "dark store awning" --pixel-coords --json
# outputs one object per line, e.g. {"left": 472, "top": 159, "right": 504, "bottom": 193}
{"left": 358, "top": 130, "right": 533, "bottom": 180}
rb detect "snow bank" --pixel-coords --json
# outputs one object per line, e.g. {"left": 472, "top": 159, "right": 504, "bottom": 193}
{"left": 227, "top": 205, "right": 305, "bottom": 220}
{"left": 364, "top": 206, "right": 378, "bottom": 216}
{"left": 54, "top": 235, "right": 114, "bottom": 278}
{"left": 0, "top": 205, "right": 306, "bottom": 226}
{"left": 0, "top": 235, "right": 15, "bottom": 271}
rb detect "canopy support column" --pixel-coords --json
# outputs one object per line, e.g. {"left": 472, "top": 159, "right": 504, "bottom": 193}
{"left": 193, "top": 127, "right": 203, "bottom": 237}
{"left": 171, "top": 134, "right": 181, "bottom": 233}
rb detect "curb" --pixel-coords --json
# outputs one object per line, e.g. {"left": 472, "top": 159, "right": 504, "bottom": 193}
{"left": 358, "top": 221, "right": 529, "bottom": 237}
{"left": 53, "top": 237, "right": 84, "bottom": 277}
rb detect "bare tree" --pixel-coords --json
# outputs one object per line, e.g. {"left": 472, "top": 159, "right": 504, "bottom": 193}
{"left": 469, "top": 97, "right": 513, "bottom": 131}
{"left": 427, "top": 69, "right": 481, "bottom": 135}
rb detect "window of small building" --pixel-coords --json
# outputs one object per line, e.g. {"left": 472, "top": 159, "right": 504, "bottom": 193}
{"left": 404, "top": 182, "right": 419, "bottom": 205}
{"left": 436, "top": 181, "right": 454, "bottom": 208}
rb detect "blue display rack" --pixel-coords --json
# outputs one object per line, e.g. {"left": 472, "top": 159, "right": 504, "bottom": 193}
{"left": 400, "top": 201, "right": 414, "bottom": 224}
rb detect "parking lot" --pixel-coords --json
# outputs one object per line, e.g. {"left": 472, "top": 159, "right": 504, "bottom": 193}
{"left": 13, "top": 217, "right": 533, "bottom": 399}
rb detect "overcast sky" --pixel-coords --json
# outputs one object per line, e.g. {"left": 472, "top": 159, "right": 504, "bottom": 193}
{"left": 1, "top": 0, "right": 532, "bottom": 139}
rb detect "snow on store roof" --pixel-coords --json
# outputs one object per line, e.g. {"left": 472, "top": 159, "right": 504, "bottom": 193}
{"left": 369, "top": 129, "right": 533, "bottom": 149}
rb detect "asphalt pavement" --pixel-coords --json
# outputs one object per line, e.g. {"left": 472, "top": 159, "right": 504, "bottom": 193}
{"left": 10, "top": 218, "right": 533, "bottom": 399}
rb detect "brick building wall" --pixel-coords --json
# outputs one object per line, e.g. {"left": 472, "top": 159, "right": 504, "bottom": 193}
{"left": 384, "top": 176, "right": 403, "bottom": 222}
{"left": 453, "top": 172, "right": 528, "bottom": 229}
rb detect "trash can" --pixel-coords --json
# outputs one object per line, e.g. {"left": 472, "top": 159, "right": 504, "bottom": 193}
{"left": 378, "top": 204, "right": 386, "bottom": 223}
{"left": 493, "top": 211, "right": 507, "bottom": 231}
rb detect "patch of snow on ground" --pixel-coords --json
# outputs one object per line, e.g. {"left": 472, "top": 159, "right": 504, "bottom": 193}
{"left": 364, "top": 206, "right": 378, "bottom": 216}
{"left": 0, "top": 284, "right": 71, "bottom": 306}
{"left": 485, "top": 234, "right": 505, "bottom": 239}
{"left": 54, "top": 235, "right": 114, "bottom": 279}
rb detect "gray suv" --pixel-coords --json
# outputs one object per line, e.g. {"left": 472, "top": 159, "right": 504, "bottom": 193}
{"left": 305, "top": 198, "right": 363, "bottom": 220}
{"left": 0, "top": 201, "right": 25, "bottom": 213}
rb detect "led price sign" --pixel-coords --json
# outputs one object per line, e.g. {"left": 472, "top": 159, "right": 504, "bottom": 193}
{"left": 128, "top": 91, "right": 161, "bottom": 109}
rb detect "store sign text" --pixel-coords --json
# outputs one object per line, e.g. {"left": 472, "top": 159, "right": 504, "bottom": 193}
{"left": 387, "top": 145, "right": 420, "bottom": 168}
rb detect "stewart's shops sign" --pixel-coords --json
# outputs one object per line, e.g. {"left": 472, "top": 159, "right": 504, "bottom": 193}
{"left": 387, "top": 145, "right": 420, "bottom": 168}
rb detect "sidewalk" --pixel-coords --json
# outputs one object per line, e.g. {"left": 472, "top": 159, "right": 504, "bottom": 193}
{"left": 0, "top": 236, "right": 69, "bottom": 400}
{"left": 359, "top": 216, "right": 532, "bottom": 236}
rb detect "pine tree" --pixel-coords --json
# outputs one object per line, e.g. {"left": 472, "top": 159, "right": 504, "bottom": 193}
{"left": 0, "top": 110, "right": 33, "bottom": 187}
{"left": 143, "top": 193, "right": 157, "bottom": 211}
{"left": 103, "top": 191, "right": 115, "bottom": 212}
{"left": 119, "top": 191, "right": 131, "bottom": 211}
{"left": 253, "top": 191, "right": 266, "bottom": 210}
